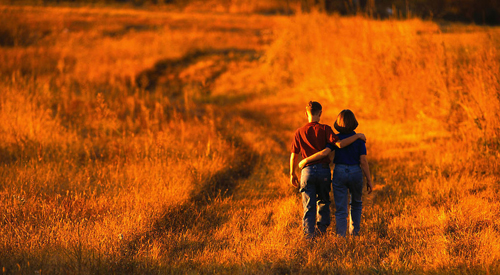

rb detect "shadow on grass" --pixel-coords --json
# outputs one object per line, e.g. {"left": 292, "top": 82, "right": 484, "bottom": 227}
{"left": 110, "top": 125, "right": 257, "bottom": 273}
{"left": 108, "top": 49, "right": 263, "bottom": 273}
{"left": 135, "top": 48, "right": 261, "bottom": 96}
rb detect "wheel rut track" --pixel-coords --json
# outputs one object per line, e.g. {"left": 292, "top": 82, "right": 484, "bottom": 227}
{"left": 135, "top": 48, "right": 261, "bottom": 95}
{"left": 115, "top": 49, "right": 264, "bottom": 271}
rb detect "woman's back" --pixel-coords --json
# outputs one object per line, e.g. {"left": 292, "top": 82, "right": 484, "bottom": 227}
{"left": 334, "top": 131, "right": 366, "bottom": 165}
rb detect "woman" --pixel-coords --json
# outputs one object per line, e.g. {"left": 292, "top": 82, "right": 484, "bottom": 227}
{"left": 299, "top": 109, "right": 373, "bottom": 236}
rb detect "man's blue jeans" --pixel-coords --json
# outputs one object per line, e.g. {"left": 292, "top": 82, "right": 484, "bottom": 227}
{"left": 332, "top": 164, "right": 363, "bottom": 237}
{"left": 300, "top": 163, "right": 331, "bottom": 239}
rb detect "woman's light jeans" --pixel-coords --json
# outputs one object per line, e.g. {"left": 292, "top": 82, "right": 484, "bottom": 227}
{"left": 332, "top": 164, "right": 363, "bottom": 236}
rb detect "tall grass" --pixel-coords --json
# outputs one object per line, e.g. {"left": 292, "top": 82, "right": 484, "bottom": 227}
{"left": 0, "top": 4, "right": 499, "bottom": 274}
{"left": 266, "top": 12, "right": 500, "bottom": 138}
{"left": 263, "top": 12, "right": 500, "bottom": 272}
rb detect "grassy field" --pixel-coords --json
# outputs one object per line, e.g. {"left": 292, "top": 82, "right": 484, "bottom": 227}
{"left": 1, "top": 4, "right": 500, "bottom": 274}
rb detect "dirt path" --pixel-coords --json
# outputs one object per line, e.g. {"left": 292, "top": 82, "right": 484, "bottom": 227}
{"left": 115, "top": 48, "right": 283, "bottom": 270}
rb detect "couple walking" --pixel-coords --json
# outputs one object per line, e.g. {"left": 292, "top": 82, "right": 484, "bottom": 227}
{"left": 290, "top": 101, "right": 373, "bottom": 239}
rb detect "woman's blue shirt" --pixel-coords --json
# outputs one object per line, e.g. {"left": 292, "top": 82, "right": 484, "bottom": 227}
{"left": 327, "top": 131, "right": 366, "bottom": 165}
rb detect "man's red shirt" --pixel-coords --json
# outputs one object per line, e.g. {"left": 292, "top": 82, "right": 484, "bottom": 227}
{"left": 291, "top": 121, "right": 339, "bottom": 166}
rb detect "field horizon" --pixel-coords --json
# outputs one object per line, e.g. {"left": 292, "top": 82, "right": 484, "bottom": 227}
{"left": 1, "top": 4, "right": 499, "bottom": 274}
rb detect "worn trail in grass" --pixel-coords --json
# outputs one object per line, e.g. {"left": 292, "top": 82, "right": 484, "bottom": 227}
{"left": 2, "top": 5, "right": 500, "bottom": 274}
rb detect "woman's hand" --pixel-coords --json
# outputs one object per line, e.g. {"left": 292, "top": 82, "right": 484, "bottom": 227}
{"left": 298, "top": 159, "right": 307, "bottom": 169}
{"left": 366, "top": 180, "right": 373, "bottom": 194}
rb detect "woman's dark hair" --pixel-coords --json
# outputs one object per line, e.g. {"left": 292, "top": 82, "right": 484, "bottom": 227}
{"left": 306, "top": 101, "right": 322, "bottom": 116}
{"left": 334, "top": 109, "right": 358, "bottom": 134}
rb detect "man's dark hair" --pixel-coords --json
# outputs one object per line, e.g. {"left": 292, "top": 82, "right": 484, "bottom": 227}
{"left": 306, "top": 101, "right": 322, "bottom": 116}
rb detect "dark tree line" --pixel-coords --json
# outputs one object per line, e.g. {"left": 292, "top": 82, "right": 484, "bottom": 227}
{"left": 37, "top": 0, "right": 500, "bottom": 25}
{"left": 315, "top": 0, "right": 500, "bottom": 24}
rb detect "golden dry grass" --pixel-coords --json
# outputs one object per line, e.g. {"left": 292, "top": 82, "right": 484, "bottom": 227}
{"left": 0, "top": 4, "right": 499, "bottom": 274}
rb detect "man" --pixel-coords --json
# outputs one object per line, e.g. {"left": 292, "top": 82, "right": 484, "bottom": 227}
{"left": 290, "top": 101, "right": 366, "bottom": 239}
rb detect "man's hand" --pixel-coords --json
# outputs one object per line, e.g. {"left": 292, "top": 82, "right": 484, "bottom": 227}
{"left": 298, "top": 159, "right": 307, "bottom": 169}
{"left": 366, "top": 180, "right": 373, "bottom": 194}
{"left": 290, "top": 174, "right": 300, "bottom": 188}
{"left": 357, "top": 133, "right": 366, "bottom": 142}
{"left": 290, "top": 153, "right": 300, "bottom": 188}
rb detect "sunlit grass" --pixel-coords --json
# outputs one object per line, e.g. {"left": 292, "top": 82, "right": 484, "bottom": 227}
{"left": 0, "top": 4, "right": 499, "bottom": 274}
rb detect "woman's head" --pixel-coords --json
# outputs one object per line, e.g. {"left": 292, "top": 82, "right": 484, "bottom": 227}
{"left": 334, "top": 109, "right": 358, "bottom": 134}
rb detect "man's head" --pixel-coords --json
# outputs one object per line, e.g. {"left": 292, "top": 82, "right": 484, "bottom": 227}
{"left": 334, "top": 109, "right": 358, "bottom": 134}
{"left": 306, "top": 101, "right": 322, "bottom": 122}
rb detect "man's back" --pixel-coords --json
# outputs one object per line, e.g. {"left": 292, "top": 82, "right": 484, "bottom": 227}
{"left": 288, "top": 101, "right": 335, "bottom": 239}
{"left": 291, "top": 121, "right": 338, "bottom": 166}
